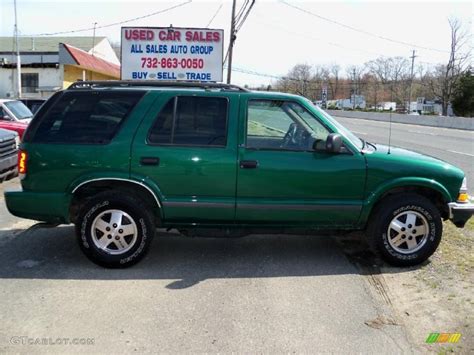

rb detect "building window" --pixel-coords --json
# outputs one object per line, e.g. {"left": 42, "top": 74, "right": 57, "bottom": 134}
{"left": 21, "top": 73, "right": 39, "bottom": 93}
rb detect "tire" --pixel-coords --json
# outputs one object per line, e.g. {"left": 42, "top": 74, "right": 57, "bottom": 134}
{"left": 75, "top": 191, "right": 155, "bottom": 268}
{"left": 367, "top": 193, "right": 442, "bottom": 267}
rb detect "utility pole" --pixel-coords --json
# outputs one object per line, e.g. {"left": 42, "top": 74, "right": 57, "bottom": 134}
{"left": 352, "top": 68, "right": 356, "bottom": 109}
{"left": 91, "top": 22, "right": 97, "bottom": 56}
{"left": 407, "top": 50, "right": 416, "bottom": 114}
{"left": 226, "top": 0, "right": 237, "bottom": 84}
{"left": 14, "top": 0, "right": 21, "bottom": 98}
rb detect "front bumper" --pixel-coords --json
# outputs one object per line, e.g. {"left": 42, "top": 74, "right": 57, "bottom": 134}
{"left": 448, "top": 200, "right": 474, "bottom": 228}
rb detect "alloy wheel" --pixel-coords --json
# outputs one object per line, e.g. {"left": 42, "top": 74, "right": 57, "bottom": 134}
{"left": 387, "top": 211, "right": 430, "bottom": 254}
{"left": 91, "top": 209, "right": 138, "bottom": 255}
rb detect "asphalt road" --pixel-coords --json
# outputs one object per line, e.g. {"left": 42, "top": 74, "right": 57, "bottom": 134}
{"left": 336, "top": 116, "right": 474, "bottom": 193}
{"left": 1, "top": 119, "right": 471, "bottom": 353}
{"left": 0, "top": 179, "right": 412, "bottom": 353}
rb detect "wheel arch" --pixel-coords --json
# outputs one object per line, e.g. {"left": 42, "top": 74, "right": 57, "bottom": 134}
{"left": 360, "top": 178, "right": 451, "bottom": 226}
{"left": 69, "top": 177, "right": 164, "bottom": 225}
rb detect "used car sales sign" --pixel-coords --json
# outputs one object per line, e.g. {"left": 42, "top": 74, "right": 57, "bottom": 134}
{"left": 121, "top": 27, "right": 224, "bottom": 82}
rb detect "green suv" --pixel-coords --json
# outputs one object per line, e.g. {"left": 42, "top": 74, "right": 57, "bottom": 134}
{"left": 5, "top": 81, "right": 473, "bottom": 267}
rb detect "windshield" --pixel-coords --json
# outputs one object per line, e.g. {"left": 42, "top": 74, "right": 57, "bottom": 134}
{"left": 4, "top": 100, "right": 33, "bottom": 120}
{"left": 309, "top": 102, "right": 364, "bottom": 150}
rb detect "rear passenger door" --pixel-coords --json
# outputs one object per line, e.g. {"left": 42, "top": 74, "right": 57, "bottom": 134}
{"left": 131, "top": 92, "right": 239, "bottom": 224}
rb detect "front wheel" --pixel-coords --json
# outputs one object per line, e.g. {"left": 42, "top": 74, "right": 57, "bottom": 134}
{"left": 368, "top": 193, "right": 442, "bottom": 266}
{"left": 76, "top": 191, "right": 155, "bottom": 268}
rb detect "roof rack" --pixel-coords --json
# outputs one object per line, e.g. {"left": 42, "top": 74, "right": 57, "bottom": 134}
{"left": 68, "top": 80, "right": 249, "bottom": 92}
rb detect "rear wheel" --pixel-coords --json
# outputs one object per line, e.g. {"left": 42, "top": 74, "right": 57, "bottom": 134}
{"left": 76, "top": 191, "right": 155, "bottom": 268}
{"left": 368, "top": 193, "right": 442, "bottom": 266}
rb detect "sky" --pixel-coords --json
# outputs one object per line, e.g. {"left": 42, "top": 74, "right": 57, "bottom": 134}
{"left": 1, "top": 0, "right": 472, "bottom": 86}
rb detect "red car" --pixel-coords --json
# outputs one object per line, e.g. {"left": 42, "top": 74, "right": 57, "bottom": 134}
{"left": 0, "top": 99, "right": 32, "bottom": 139}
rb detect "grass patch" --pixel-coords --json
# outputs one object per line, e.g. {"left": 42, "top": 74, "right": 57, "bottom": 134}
{"left": 438, "top": 221, "right": 474, "bottom": 274}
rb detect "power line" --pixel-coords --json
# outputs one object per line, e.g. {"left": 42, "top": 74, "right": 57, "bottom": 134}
{"left": 229, "top": 66, "right": 284, "bottom": 80}
{"left": 279, "top": 0, "right": 449, "bottom": 54}
{"left": 255, "top": 17, "right": 443, "bottom": 68}
{"left": 224, "top": 0, "right": 254, "bottom": 66}
{"left": 206, "top": 2, "right": 223, "bottom": 28}
{"left": 234, "top": 0, "right": 249, "bottom": 26}
{"left": 22, "top": 0, "right": 192, "bottom": 37}
{"left": 226, "top": 0, "right": 256, "bottom": 83}
{"left": 255, "top": 19, "right": 383, "bottom": 57}
{"left": 235, "top": 0, "right": 255, "bottom": 32}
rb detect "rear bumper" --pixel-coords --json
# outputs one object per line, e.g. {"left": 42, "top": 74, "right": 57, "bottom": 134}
{"left": 4, "top": 188, "right": 71, "bottom": 223}
{"left": 448, "top": 200, "right": 474, "bottom": 228}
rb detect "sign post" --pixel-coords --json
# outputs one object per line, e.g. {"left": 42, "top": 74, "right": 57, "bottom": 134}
{"left": 321, "top": 85, "right": 327, "bottom": 109}
{"left": 121, "top": 27, "right": 224, "bottom": 82}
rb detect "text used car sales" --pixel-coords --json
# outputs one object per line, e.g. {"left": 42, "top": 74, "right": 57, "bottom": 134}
{"left": 121, "top": 27, "right": 224, "bottom": 82}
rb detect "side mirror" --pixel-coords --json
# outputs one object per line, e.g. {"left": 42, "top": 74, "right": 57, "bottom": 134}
{"left": 325, "top": 133, "right": 343, "bottom": 153}
{"left": 1, "top": 115, "right": 12, "bottom": 121}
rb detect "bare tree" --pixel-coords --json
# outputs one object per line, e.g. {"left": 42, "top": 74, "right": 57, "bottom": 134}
{"left": 275, "top": 63, "right": 313, "bottom": 97}
{"left": 366, "top": 57, "right": 391, "bottom": 84}
{"left": 423, "top": 18, "right": 470, "bottom": 115}
{"left": 366, "top": 56, "right": 410, "bottom": 105}
{"left": 363, "top": 73, "right": 381, "bottom": 109}
{"left": 346, "top": 65, "right": 366, "bottom": 95}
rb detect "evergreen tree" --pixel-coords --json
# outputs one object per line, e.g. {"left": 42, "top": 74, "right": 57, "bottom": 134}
{"left": 452, "top": 70, "right": 473, "bottom": 117}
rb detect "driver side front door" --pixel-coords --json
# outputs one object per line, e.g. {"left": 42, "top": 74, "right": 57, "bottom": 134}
{"left": 235, "top": 97, "right": 366, "bottom": 227}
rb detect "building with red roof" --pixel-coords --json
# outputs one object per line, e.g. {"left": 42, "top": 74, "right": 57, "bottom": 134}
{"left": 0, "top": 36, "right": 120, "bottom": 99}
{"left": 59, "top": 43, "right": 120, "bottom": 88}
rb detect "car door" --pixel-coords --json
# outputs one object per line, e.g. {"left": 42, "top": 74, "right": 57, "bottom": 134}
{"left": 235, "top": 96, "right": 366, "bottom": 227}
{"left": 131, "top": 91, "right": 239, "bottom": 224}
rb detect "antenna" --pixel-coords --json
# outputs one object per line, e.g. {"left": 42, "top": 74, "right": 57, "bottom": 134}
{"left": 388, "top": 82, "right": 393, "bottom": 155}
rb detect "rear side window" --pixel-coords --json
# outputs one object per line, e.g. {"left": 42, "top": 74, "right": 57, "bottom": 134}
{"left": 31, "top": 91, "right": 144, "bottom": 144}
{"left": 148, "top": 96, "right": 228, "bottom": 146}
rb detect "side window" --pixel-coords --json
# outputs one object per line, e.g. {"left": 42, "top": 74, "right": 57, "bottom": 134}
{"left": 148, "top": 96, "right": 228, "bottom": 147}
{"left": 246, "top": 100, "right": 330, "bottom": 151}
{"left": 31, "top": 91, "right": 144, "bottom": 144}
{"left": 147, "top": 98, "right": 174, "bottom": 144}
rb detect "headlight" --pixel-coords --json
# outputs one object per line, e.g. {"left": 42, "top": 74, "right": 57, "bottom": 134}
{"left": 14, "top": 135, "right": 20, "bottom": 149}
{"left": 460, "top": 177, "right": 467, "bottom": 192}
{"left": 457, "top": 177, "right": 469, "bottom": 203}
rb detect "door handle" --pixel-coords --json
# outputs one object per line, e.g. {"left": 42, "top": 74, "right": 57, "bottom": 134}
{"left": 140, "top": 157, "right": 160, "bottom": 166}
{"left": 240, "top": 160, "right": 258, "bottom": 169}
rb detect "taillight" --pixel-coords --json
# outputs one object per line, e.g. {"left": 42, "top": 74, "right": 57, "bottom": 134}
{"left": 18, "top": 150, "right": 27, "bottom": 175}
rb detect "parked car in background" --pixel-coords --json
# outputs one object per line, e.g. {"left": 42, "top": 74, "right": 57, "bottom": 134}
{"left": 20, "top": 98, "right": 46, "bottom": 114}
{"left": 4, "top": 81, "right": 473, "bottom": 268}
{"left": 0, "top": 128, "right": 19, "bottom": 183}
{"left": 0, "top": 99, "right": 32, "bottom": 138}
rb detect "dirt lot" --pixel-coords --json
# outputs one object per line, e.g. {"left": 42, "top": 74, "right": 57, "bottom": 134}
{"left": 341, "top": 218, "right": 474, "bottom": 353}
{"left": 382, "top": 219, "right": 474, "bottom": 353}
